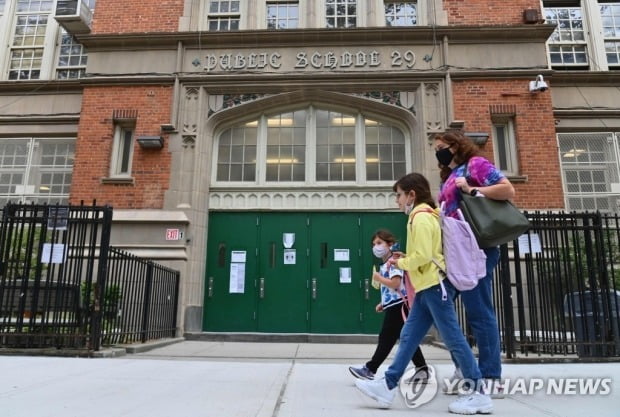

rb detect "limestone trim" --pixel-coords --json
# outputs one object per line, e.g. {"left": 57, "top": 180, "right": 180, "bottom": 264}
{"left": 208, "top": 188, "right": 399, "bottom": 211}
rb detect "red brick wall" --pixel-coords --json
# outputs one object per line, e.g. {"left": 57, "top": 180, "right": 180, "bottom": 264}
{"left": 91, "top": 0, "right": 184, "bottom": 34}
{"left": 70, "top": 86, "right": 173, "bottom": 209}
{"left": 443, "top": 0, "right": 541, "bottom": 25}
{"left": 451, "top": 79, "right": 564, "bottom": 210}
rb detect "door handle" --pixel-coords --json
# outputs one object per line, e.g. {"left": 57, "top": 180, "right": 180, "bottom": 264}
{"left": 208, "top": 276, "right": 214, "bottom": 298}
{"left": 259, "top": 277, "right": 265, "bottom": 299}
{"left": 364, "top": 279, "right": 370, "bottom": 300}
{"left": 311, "top": 278, "right": 317, "bottom": 300}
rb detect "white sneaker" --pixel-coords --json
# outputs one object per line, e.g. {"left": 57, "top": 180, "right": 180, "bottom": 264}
{"left": 443, "top": 368, "right": 464, "bottom": 395}
{"left": 448, "top": 392, "right": 493, "bottom": 415}
{"left": 355, "top": 377, "right": 395, "bottom": 408}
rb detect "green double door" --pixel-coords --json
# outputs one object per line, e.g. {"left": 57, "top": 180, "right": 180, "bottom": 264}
{"left": 203, "top": 211, "right": 406, "bottom": 334}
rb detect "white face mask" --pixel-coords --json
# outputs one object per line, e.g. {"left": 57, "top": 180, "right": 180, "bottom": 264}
{"left": 403, "top": 199, "right": 414, "bottom": 215}
{"left": 372, "top": 244, "right": 389, "bottom": 259}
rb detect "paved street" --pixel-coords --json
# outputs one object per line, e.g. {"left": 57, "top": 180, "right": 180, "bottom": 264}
{"left": 1, "top": 340, "right": 619, "bottom": 417}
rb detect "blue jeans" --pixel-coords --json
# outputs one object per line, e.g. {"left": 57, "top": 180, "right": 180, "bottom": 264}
{"left": 384, "top": 280, "right": 482, "bottom": 390}
{"left": 454, "top": 246, "right": 502, "bottom": 379}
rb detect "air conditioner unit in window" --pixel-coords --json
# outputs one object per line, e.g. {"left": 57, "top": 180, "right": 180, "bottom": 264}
{"left": 54, "top": 0, "right": 93, "bottom": 34}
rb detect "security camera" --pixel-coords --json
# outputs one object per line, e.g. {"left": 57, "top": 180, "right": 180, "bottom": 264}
{"left": 529, "top": 74, "right": 549, "bottom": 93}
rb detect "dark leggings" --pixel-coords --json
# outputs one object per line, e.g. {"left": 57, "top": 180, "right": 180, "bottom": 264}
{"left": 366, "top": 303, "right": 427, "bottom": 374}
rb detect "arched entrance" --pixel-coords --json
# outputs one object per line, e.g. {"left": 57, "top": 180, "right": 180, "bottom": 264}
{"left": 203, "top": 94, "right": 420, "bottom": 333}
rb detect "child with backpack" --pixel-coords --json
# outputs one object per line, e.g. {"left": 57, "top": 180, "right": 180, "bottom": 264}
{"left": 355, "top": 172, "right": 493, "bottom": 414}
{"left": 348, "top": 229, "right": 430, "bottom": 383}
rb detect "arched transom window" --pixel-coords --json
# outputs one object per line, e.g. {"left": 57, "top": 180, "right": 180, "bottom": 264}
{"left": 214, "top": 106, "right": 408, "bottom": 185}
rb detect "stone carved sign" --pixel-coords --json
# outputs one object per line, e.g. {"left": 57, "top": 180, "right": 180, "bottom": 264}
{"left": 198, "top": 49, "right": 421, "bottom": 72}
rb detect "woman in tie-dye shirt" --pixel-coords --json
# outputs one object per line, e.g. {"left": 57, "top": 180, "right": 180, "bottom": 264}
{"left": 433, "top": 131, "right": 515, "bottom": 393}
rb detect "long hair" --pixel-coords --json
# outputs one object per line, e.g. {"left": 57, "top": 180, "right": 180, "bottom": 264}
{"left": 434, "top": 131, "right": 480, "bottom": 182}
{"left": 392, "top": 172, "right": 437, "bottom": 209}
{"left": 371, "top": 229, "right": 396, "bottom": 246}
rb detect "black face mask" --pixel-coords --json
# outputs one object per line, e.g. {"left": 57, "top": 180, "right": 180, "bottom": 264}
{"left": 435, "top": 147, "right": 454, "bottom": 166}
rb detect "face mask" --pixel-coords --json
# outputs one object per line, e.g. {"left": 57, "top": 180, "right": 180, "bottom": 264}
{"left": 403, "top": 198, "right": 414, "bottom": 215}
{"left": 435, "top": 147, "right": 454, "bottom": 166}
{"left": 372, "top": 245, "right": 389, "bottom": 258}
{"left": 403, "top": 203, "right": 414, "bottom": 215}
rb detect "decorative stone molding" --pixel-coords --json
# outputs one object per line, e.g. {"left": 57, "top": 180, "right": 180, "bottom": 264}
{"left": 182, "top": 87, "right": 199, "bottom": 139}
{"left": 182, "top": 136, "right": 195, "bottom": 149}
{"left": 208, "top": 93, "right": 269, "bottom": 117}
{"left": 354, "top": 91, "right": 416, "bottom": 114}
{"left": 423, "top": 82, "right": 444, "bottom": 138}
{"left": 208, "top": 188, "right": 398, "bottom": 211}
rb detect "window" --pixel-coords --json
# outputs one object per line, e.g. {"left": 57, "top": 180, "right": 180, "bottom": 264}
{"left": 110, "top": 125, "right": 135, "bottom": 177}
{"left": 384, "top": 1, "right": 417, "bottom": 26}
{"left": 216, "top": 123, "right": 257, "bottom": 181}
{"left": 9, "top": 12, "right": 49, "bottom": 80}
{"left": 326, "top": 0, "right": 356, "bottom": 28}
{"left": 558, "top": 133, "right": 620, "bottom": 212}
{"left": 600, "top": 3, "right": 620, "bottom": 67}
{"left": 0, "top": 0, "right": 6, "bottom": 13}
{"left": 544, "top": 5, "right": 588, "bottom": 67}
{"left": 266, "top": 111, "right": 305, "bottom": 181}
{"left": 214, "top": 106, "right": 408, "bottom": 185}
{"left": 0, "top": 138, "right": 74, "bottom": 206}
{"left": 365, "top": 119, "right": 406, "bottom": 181}
{"left": 208, "top": 0, "right": 240, "bottom": 31}
{"left": 267, "top": 1, "right": 299, "bottom": 29}
{"left": 492, "top": 120, "right": 518, "bottom": 175}
{"left": 56, "top": 30, "right": 88, "bottom": 79}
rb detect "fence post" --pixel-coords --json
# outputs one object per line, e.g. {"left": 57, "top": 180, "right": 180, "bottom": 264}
{"left": 499, "top": 243, "right": 516, "bottom": 359}
{"left": 90, "top": 205, "right": 113, "bottom": 351}
{"left": 141, "top": 261, "right": 154, "bottom": 343}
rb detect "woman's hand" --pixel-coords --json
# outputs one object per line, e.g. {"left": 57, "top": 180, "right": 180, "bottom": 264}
{"left": 372, "top": 272, "right": 382, "bottom": 284}
{"left": 375, "top": 303, "right": 383, "bottom": 313}
{"left": 455, "top": 176, "right": 474, "bottom": 194}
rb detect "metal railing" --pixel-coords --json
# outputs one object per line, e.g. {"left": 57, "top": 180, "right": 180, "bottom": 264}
{"left": 456, "top": 211, "right": 620, "bottom": 359}
{"left": 100, "top": 248, "right": 180, "bottom": 347}
{"left": 0, "top": 203, "right": 180, "bottom": 352}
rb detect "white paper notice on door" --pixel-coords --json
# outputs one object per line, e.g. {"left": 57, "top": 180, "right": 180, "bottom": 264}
{"left": 339, "top": 267, "right": 352, "bottom": 283}
{"left": 231, "top": 250, "right": 247, "bottom": 263}
{"left": 229, "top": 262, "right": 246, "bottom": 293}
{"left": 41, "top": 243, "right": 66, "bottom": 264}
{"left": 334, "top": 249, "right": 350, "bottom": 261}
{"left": 284, "top": 249, "right": 296, "bottom": 265}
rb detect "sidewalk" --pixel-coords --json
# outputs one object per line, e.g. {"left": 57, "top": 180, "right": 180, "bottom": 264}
{"left": 1, "top": 340, "right": 618, "bottom": 417}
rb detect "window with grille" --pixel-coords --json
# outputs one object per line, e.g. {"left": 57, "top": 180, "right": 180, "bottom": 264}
{"left": 600, "top": 2, "right": 620, "bottom": 68}
{"left": 0, "top": 138, "right": 74, "bottom": 206}
{"left": 544, "top": 5, "right": 588, "bottom": 67}
{"left": 214, "top": 106, "right": 408, "bottom": 185}
{"left": 208, "top": 0, "right": 241, "bottom": 31}
{"left": 267, "top": 1, "right": 299, "bottom": 29}
{"left": 326, "top": 0, "right": 356, "bottom": 28}
{"left": 558, "top": 132, "right": 620, "bottom": 212}
{"left": 384, "top": 1, "right": 417, "bottom": 26}
{"left": 56, "top": 30, "right": 87, "bottom": 79}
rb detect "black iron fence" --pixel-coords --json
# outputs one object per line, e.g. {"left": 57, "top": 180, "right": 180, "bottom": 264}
{"left": 456, "top": 211, "right": 620, "bottom": 359}
{"left": 101, "top": 248, "right": 180, "bottom": 346}
{"left": 0, "top": 203, "right": 180, "bottom": 352}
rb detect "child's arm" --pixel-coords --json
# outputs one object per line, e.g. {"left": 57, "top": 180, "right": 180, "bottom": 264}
{"left": 372, "top": 271, "right": 402, "bottom": 289}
